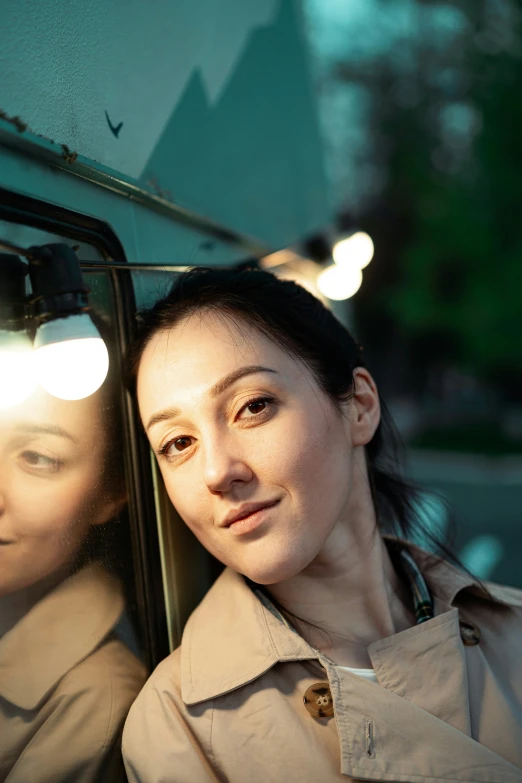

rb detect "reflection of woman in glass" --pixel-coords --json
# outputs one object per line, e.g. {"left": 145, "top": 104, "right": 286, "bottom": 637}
{"left": 0, "top": 323, "right": 146, "bottom": 783}
{"left": 123, "top": 268, "right": 522, "bottom": 783}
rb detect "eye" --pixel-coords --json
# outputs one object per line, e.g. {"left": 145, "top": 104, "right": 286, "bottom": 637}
{"left": 159, "top": 435, "right": 195, "bottom": 459}
{"left": 237, "top": 396, "right": 274, "bottom": 419}
{"left": 172, "top": 436, "right": 193, "bottom": 452}
{"left": 19, "top": 450, "right": 63, "bottom": 473}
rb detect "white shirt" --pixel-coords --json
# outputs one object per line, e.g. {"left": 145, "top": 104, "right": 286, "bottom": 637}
{"left": 338, "top": 666, "right": 378, "bottom": 683}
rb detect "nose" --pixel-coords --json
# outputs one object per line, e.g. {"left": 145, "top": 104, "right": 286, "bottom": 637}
{"left": 202, "top": 433, "right": 253, "bottom": 494}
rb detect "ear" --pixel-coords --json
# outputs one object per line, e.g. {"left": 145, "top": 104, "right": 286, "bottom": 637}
{"left": 348, "top": 367, "right": 381, "bottom": 447}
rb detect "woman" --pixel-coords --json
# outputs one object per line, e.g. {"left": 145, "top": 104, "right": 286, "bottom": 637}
{"left": 123, "top": 267, "right": 522, "bottom": 783}
{"left": 0, "top": 316, "right": 146, "bottom": 783}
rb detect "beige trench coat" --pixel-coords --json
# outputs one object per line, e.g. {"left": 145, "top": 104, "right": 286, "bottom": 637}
{"left": 123, "top": 542, "right": 522, "bottom": 783}
{"left": 0, "top": 564, "right": 146, "bottom": 783}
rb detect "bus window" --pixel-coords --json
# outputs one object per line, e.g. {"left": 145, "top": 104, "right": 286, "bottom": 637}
{"left": 0, "top": 237, "right": 149, "bottom": 782}
{"left": 0, "top": 219, "right": 107, "bottom": 263}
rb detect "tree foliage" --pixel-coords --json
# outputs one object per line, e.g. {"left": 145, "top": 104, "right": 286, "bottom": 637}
{"left": 335, "top": 0, "right": 522, "bottom": 390}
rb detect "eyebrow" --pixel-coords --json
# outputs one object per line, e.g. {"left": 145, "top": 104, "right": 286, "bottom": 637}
{"left": 146, "top": 364, "right": 278, "bottom": 433}
{"left": 13, "top": 423, "right": 77, "bottom": 443}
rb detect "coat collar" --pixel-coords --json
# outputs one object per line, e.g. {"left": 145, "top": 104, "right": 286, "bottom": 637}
{"left": 0, "top": 563, "right": 123, "bottom": 710}
{"left": 180, "top": 538, "right": 517, "bottom": 706}
{"left": 181, "top": 566, "right": 315, "bottom": 705}
{"left": 401, "top": 538, "right": 522, "bottom": 609}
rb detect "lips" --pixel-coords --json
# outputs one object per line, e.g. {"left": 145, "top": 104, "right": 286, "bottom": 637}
{"left": 220, "top": 500, "right": 280, "bottom": 528}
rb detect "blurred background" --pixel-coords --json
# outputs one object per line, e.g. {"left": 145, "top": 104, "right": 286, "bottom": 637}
{"left": 297, "top": 0, "right": 522, "bottom": 586}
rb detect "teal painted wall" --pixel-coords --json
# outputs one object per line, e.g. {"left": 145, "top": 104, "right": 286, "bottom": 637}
{"left": 0, "top": 0, "right": 330, "bottom": 248}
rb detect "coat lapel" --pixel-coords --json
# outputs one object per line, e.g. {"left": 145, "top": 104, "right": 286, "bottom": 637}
{"left": 369, "top": 607, "right": 471, "bottom": 735}
{"left": 329, "top": 668, "right": 522, "bottom": 782}
{"left": 323, "top": 606, "right": 522, "bottom": 781}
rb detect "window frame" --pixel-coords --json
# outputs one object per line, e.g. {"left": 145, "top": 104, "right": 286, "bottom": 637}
{"left": 0, "top": 187, "right": 170, "bottom": 670}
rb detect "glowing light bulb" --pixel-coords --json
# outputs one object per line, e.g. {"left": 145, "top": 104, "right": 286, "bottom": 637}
{"left": 317, "top": 264, "right": 363, "bottom": 301}
{"left": 0, "top": 330, "right": 37, "bottom": 409}
{"left": 332, "top": 231, "right": 374, "bottom": 270}
{"left": 33, "top": 314, "right": 109, "bottom": 401}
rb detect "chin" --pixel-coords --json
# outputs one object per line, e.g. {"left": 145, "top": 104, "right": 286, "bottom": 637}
{"left": 240, "top": 548, "right": 310, "bottom": 586}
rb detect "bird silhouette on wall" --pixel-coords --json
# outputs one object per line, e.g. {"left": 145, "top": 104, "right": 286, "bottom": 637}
{"left": 105, "top": 110, "right": 123, "bottom": 138}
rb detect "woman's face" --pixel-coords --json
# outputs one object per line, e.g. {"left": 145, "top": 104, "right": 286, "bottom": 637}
{"left": 0, "top": 386, "right": 115, "bottom": 597}
{"left": 138, "top": 311, "right": 370, "bottom": 584}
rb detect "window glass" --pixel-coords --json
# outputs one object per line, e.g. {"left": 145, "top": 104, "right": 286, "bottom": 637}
{"left": 0, "top": 219, "right": 106, "bottom": 262}
{"left": 132, "top": 269, "right": 179, "bottom": 311}
{"left": 0, "top": 240, "right": 147, "bottom": 782}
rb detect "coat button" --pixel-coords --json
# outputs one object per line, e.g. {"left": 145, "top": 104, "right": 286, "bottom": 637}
{"left": 303, "top": 682, "right": 334, "bottom": 718}
{"left": 459, "top": 620, "right": 481, "bottom": 646}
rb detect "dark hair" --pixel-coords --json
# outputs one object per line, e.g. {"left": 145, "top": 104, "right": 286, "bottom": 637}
{"left": 126, "top": 266, "right": 458, "bottom": 559}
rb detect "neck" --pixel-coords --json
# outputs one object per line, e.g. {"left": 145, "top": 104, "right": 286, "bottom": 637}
{"left": 266, "top": 478, "right": 416, "bottom": 668}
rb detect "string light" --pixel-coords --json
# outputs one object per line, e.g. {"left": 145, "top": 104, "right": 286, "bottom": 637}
{"left": 333, "top": 231, "right": 374, "bottom": 270}
{"left": 317, "top": 264, "right": 363, "bottom": 301}
{"left": 33, "top": 314, "right": 109, "bottom": 401}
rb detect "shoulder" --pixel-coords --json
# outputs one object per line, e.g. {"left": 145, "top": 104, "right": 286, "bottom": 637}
{"left": 60, "top": 635, "right": 147, "bottom": 697}
{"left": 397, "top": 537, "right": 522, "bottom": 613}
{"left": 125, "top": 646, "right": 192, "bottom": 733}
{"left": 4, "top": 640, "right": 147, "bottom": 783}
{"left": 454, "top": 578, "right": 522, "bottom": 659}
{"left": 128, "top": 645, "right": 183, "bottom": 703}
{"left": 123, "top": 568, "right": 247, "bottom": 724}
{"left": 50, "top": 637, "right": 147, "bottom": 744}
{"left": 122, "top": 649, "right": 218, "bottom": 783}
{"left": 481, "top": 580, "right": 522, "bottom": 609}
{"left": 456, "top": 578, "right": 522, "bottom": 617}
